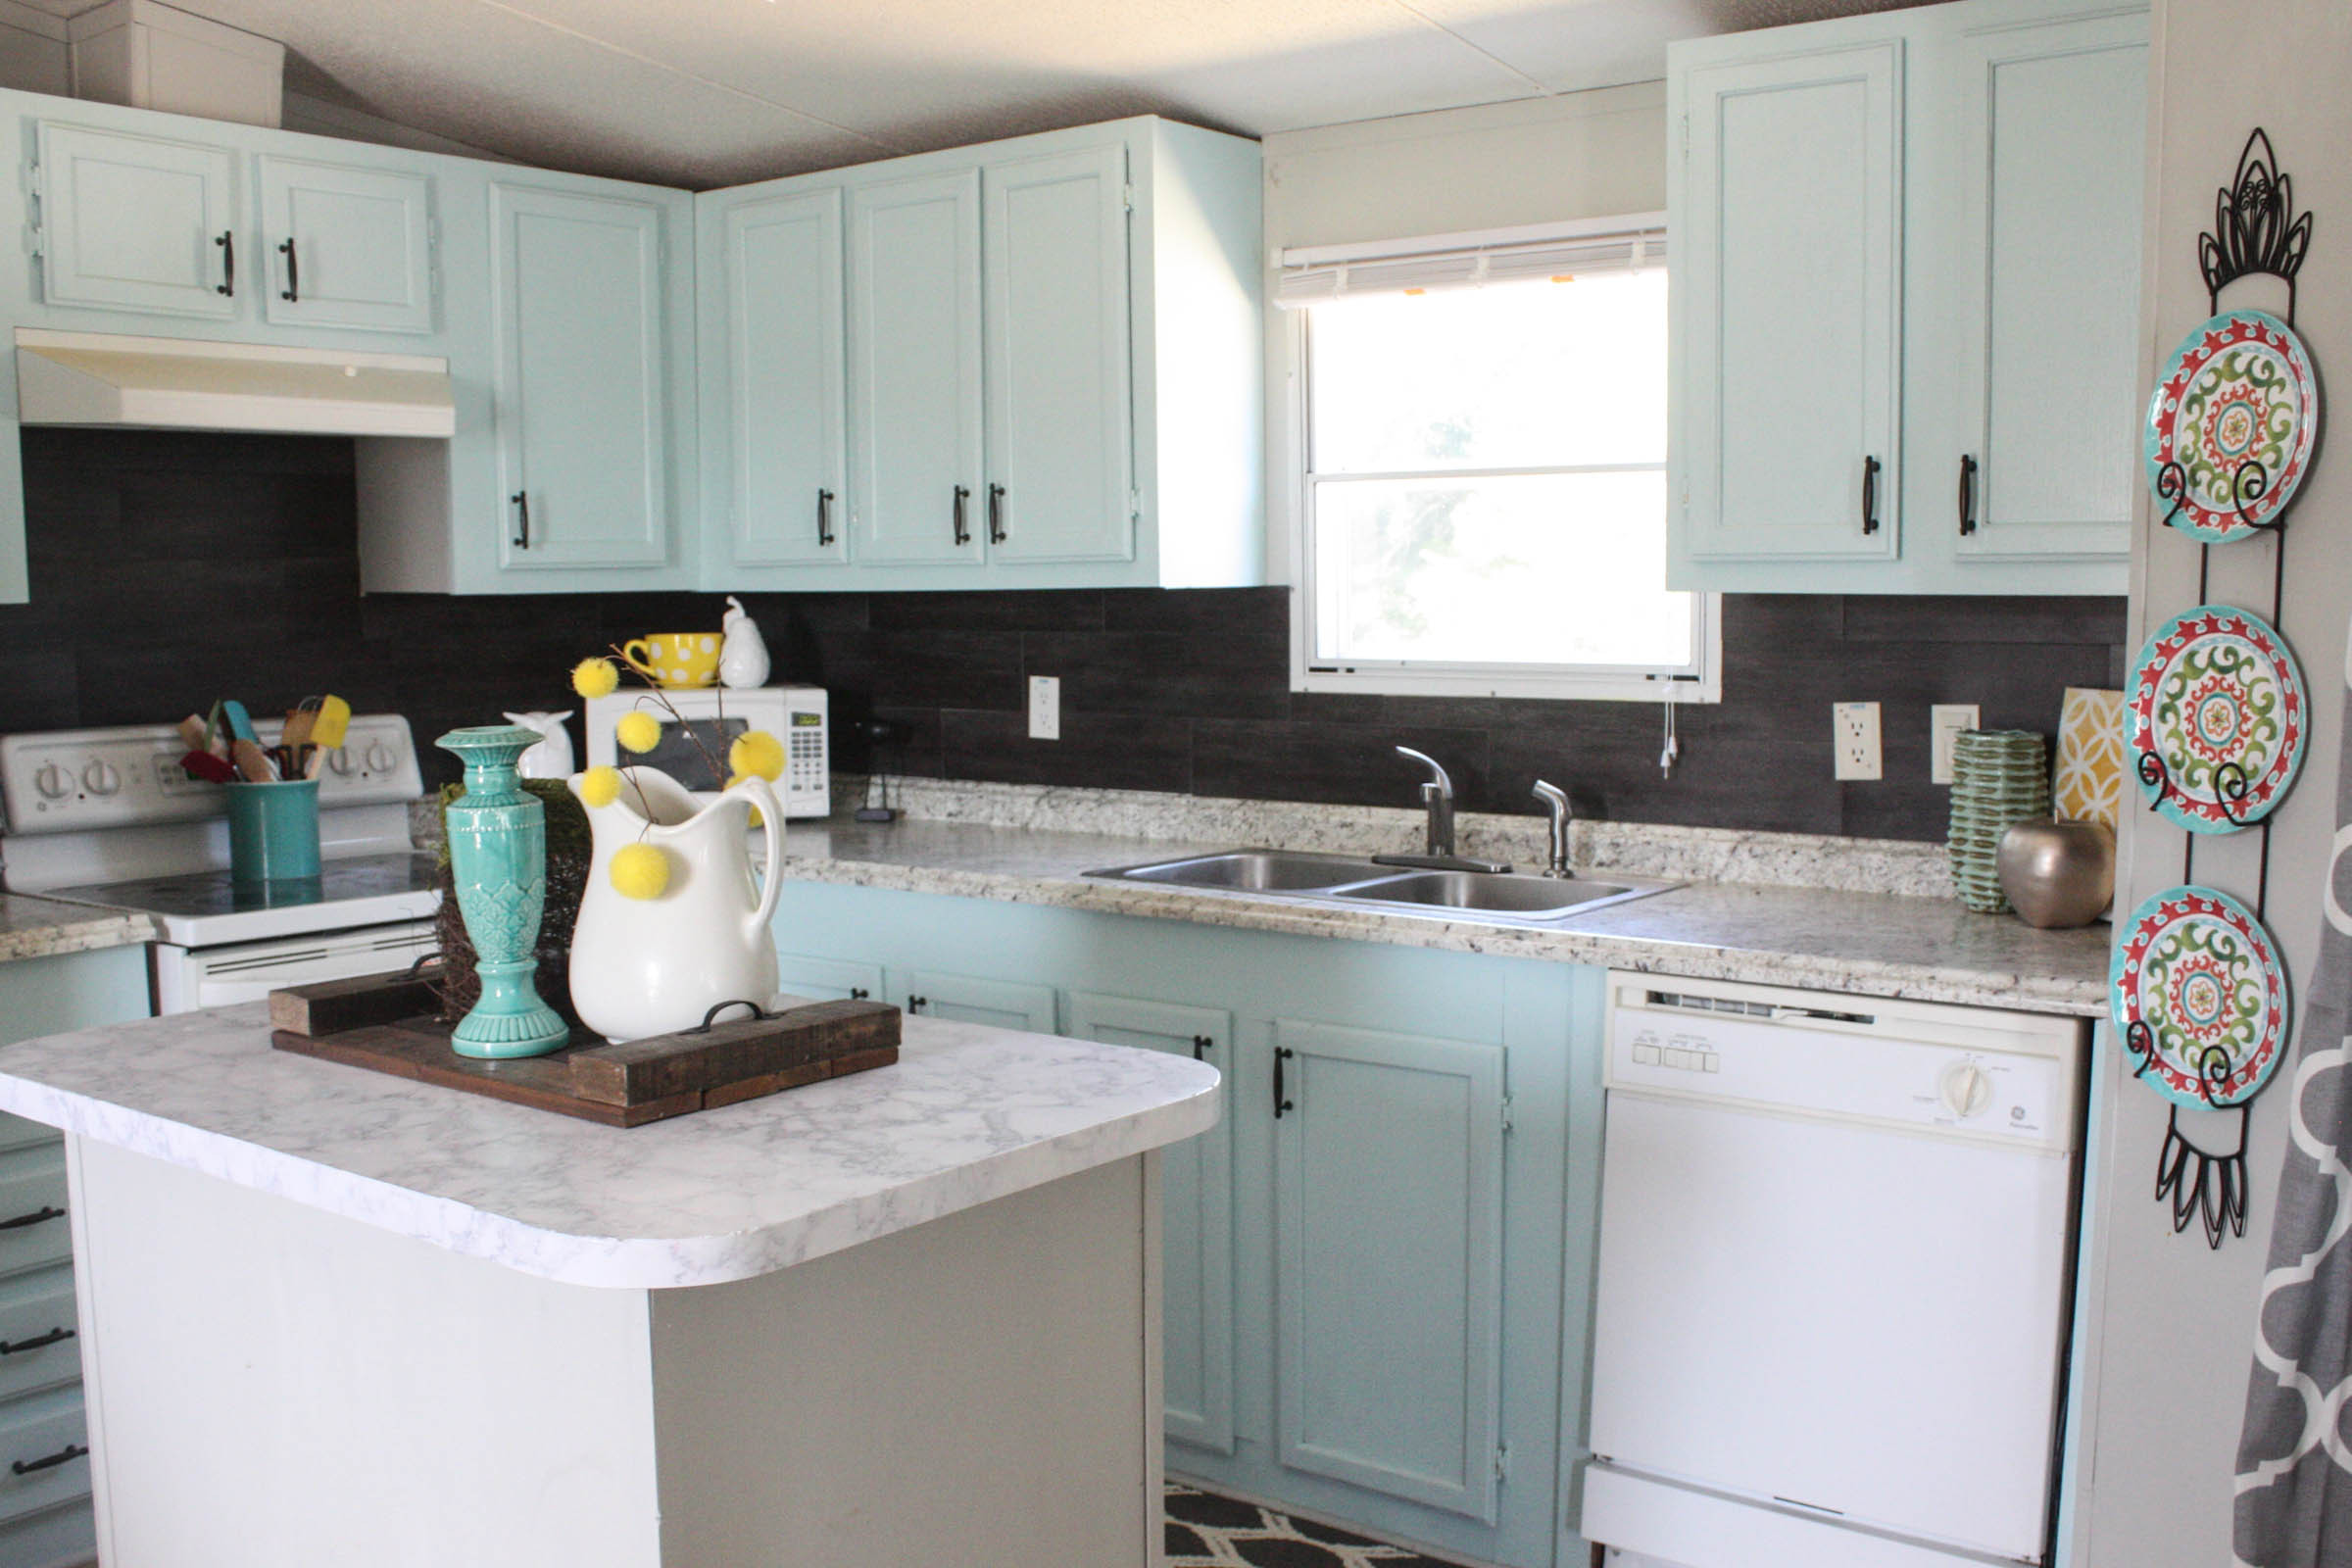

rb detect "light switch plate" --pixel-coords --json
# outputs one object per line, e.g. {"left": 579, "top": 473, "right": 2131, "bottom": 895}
{"left": 1931, "top": 705, "right": 1981, "bottom": 785}
{"left": 1834, "top": 702, "right": 1882, "bottom": 781}
{"left": 1028, "top": 675, "right": 1060, "bottom": 741}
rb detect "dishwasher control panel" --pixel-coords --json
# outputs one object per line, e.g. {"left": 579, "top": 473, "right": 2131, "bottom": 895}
{"left": 1605, "top": 977, "right": 2083, "bottom": 1152}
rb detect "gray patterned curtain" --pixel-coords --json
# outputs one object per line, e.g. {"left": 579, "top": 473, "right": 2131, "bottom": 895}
{"left": 2234, "top": 656, "right": 2352, "bottom": 1566}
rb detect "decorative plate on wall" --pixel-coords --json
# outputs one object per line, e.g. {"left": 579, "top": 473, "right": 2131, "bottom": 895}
{"left": 2112, "top": 884, "right": 2291, "bottom": 1110}
{"left": 2128, "top": 605, "right": 2307, "bottom": 832}
{"left": 2145, "top": 309, "right": 2321, "bottom": 540}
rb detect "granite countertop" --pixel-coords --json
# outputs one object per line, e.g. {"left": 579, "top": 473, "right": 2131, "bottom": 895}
{"left": 0, "top": 891, "right": 159, "bottom": 963}
{"left": 771, "top": 817, "right": 2113, "bottom": 1017}
{"left": 0, "top": 1002, "right": 1219, "bottom": 1290}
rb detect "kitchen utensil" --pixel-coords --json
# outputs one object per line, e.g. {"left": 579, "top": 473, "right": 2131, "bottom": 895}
{"left": 2128, "top": 605, "right": 2306, "bottom": 832}
{"left": 2112, "top": 884, "right": 2290, "bottom": 1110}
{"left": 176, "top": 714, "right": 210, "bottom": 754}
{"left": 281, "top": 707, "right": 316, "bottom": 753}
{"left": 231, "top": 737, "right": 277, "bottom": 782}
{"left": 178, "top": 749, "right": 235, "bottom": 784}
{"left": 309, "top": 695, "right": 351, "bottom": 751}
{"left": 620, "top": 633, "right": 722, "bottom": 689}
{"left": 2145, "top": 308, "right": 2319, "bottom": 540}
{"left": 719, "top": 597, "right": 772, "bottom": 689}
{"left": 220, "top": 700, "right": 257, "bottom": 745}
{"left": 223, "top": 778, "right": 321, "bottom": 883}
{"left": 1996, "top": 818, "right": 2116, "bottom": 928}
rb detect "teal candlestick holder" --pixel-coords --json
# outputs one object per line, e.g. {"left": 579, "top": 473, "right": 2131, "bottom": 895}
{"left": 436, "top": 725, "right": 570, "bottom": 1059}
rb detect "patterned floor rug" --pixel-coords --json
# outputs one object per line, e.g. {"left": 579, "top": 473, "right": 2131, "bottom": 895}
{"left": 1166, "top": 1481, "right": 1464, "bottom": 1567}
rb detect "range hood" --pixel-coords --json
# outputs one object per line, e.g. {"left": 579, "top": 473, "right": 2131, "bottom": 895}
{"left": 15, "top": 328, "right": 455, "bottom": 437}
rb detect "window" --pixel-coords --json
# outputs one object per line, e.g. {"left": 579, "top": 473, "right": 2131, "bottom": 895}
{"left": 1280, "top": 216, "right": 1715, "bottom": 701}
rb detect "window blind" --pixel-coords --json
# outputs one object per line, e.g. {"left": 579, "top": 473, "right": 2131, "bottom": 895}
{"left": 1274, "top": 217, "right": 1667, "bottom": 308}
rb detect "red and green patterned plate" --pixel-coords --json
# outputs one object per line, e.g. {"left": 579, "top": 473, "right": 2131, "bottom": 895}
{"left": 2127, "top": 605, "right": 2306, "bottom": 833}
{"left": 2145, "top": 309, "right": 2320, "bottom": 540}
{"left": 2111, "top": 885, "right": 2290, "bottom": 1110}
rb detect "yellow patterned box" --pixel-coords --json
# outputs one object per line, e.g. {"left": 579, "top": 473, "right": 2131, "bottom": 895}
{"left": 2053, "top": 687, "right": 2126, "bottom": 829}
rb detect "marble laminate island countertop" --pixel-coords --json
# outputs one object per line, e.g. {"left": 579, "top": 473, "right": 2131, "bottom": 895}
{"left": 768, "top": 817, "right": 2114, "bottom": 1017}
{"left": 0, "top": 1001, "right": 1219, "bottom": 1289}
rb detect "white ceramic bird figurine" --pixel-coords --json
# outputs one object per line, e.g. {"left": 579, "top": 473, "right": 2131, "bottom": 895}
{"left": 719, "top": 596, "right": 771, "bottom": 689}
{"left": 503, "top": 710, "right": 575, "bottom": 780}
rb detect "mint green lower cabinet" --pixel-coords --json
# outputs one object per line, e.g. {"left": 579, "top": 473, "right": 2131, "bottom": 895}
{"left": 1068, "top": 992, "right": 1236, "bottom": 1454}
{"left": 770, "top": 882, "right": 1603, "bottom": 1567}
{"left": 774, "top": 952, "right": 882, "bottom": 1002}
{"left": 1274, "top": 1020, "right": 1504, "bottom": 1522}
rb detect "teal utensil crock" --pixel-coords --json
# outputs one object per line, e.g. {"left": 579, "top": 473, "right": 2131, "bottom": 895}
{"left": 224, "top": 779, "right": 321, "bottom": 883}
{"left": 437, "top": 725, "right": 569, "bottom": 1059}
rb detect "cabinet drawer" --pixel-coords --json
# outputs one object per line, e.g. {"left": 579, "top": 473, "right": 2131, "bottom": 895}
{"left": 0, "top": 1152, "right": 71, "bottom": 1281}
{"left": 0, "top": 1270, "right": 77, "bottom": 1405}
{"left": 0, "top": 1117, "right": 57, "bottom": 1158}
{"left": 0, "top": 1388, "right": 89, "bottom": 1526}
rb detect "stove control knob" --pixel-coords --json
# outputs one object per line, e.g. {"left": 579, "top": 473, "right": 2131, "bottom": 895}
{"left": 31, "top": 762, "right": 68, "bottom": 800}
{"left": 1939, "top": 1060, "right": 1993, "bottom": 1119}
{"left": 364, "top": 742, "right": 396, "bottom": 774}
{"left": 81, "top": 760, "right": 121, "bottom": 796}
{"left": 325, "top": 747, "right": 355, "bottom": 777}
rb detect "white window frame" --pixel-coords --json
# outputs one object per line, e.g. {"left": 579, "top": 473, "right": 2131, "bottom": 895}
{"left": 1273, "top": 214, "right": 1720, "bottom": 704}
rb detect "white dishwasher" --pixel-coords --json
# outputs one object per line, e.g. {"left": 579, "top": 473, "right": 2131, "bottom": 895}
{"left": 1583, "top": 972, "right": 2086, "bottom": 1568}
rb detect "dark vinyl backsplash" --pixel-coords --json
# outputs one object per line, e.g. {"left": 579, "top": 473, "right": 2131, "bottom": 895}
{"left": 0, "top": 430, "right": 2127, "bottom": 843}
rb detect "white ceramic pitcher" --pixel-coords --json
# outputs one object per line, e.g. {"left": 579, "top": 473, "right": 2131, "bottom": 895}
{"left": 566, "top": 766, "right": 784, "bottom": 1042}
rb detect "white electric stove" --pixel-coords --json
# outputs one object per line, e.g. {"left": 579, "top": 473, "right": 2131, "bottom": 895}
{"left": 0, "top": 716, "right": 441, "bottom": 1012}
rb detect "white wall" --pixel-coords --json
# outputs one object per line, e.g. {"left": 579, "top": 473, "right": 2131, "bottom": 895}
{"left": 2076, "top": 3, "right": 2352, "bottom": 1565}
{"left": 1257, "top": 82, "right": 1667, "bottom": 587}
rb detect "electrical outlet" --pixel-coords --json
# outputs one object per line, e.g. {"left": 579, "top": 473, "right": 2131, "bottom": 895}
{"left": 1833, "top": 702, "right": 1882, "bottom": 781}
{"left": 1028, "top": 675, "right": 1060, "bottom": 741}
{"left": 1931, "top": 705, "right": 1981, "bottom": 785}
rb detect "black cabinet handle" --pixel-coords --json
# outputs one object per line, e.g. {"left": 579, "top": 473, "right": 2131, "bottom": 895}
{"left": 1957, "top": 454, "right": 1978, "bottom": 536}
{"left": 988, "top": 482, "right": 1007, "bottom": 545}
{"left": 216, "top": 230, "right": 235, "bottom": 297}
{"left": 511, "top": 491, "right": 529, "bottom": 550}
{"left": 279, "top": 237, "right": 299, "bottom": 303}
{"left": 1273, "top": 1046, "right": 1294, "bottom": 1118}
{"left": 906, "top": 995, "right": 926, "bottom": 1013}
{"left": 1861, "top": 455, "right": 1881, "bottom": 535}
{"left": 1192, "top": 1034, "right": 1212, "bottom": 1060}
{"left": 0, "top": 1205, "right": 63, "bottom": 1232}
{"left": 849, "top": 987, "right": 869, "bottom": 1001}
{"left": 11, "top": 1443, "right": 85, "bottom": 1477}
{"left": 952, "top": 486, "right": 971, "bottom": 548}
{"left": 817, "top": 487, "right": 836, "bottom": 548}
{"left": 0, "top": 1326, "right": 72, "bottom": 1356}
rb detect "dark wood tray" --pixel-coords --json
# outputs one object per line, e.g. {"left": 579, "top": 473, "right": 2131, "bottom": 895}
{"left": 269, "top": 973, "right": 900, "bottom": 1127}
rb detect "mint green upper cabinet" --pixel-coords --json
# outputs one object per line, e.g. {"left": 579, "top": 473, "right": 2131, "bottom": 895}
{"left": 1673, "top": 41, "right": 1904, "bottom": 568}
{"left": 1274, "top": 1019, "right": 1505, "bottom": 1523}
{"left": 257, "top": 156, "right": 434, "bottom": 334}
{"left": 489, "top": 182, "right": 670, "bottom": 569}
{"left": 1945, "top": 10, "right": 2147, "bottom": 563}
{"left": 848, "top": 169, "right": 986, "bottom": 568}
{"left": 714, "top": 189, "right": 847, "bottom": 566}
{"left": 36, "top": 121, "right": 238, "bottom": 318}
{"left": 983, "top": 145, "right": 1135, "bottom": 564}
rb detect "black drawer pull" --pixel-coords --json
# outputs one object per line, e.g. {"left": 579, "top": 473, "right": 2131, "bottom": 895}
{"left": 906, "top": 995, "right": 926, "bottom": 1013}
{"left": 849, "top": 987, "right": 869, "bottom": 1001}
{"left": 1273, "top": 1046, "right": 1294, "bottom": 1117}
{"left": 0, "top": 1326, "right": 73, "bottom": 1356}
{"left": 511, "top": 491, "right": 530, "bottom": 550}
{"left": 216, "top": 230, "right": 234, "bottom": 297}
{"left": 817, "top": 487, "right": 836, "bottom": 548}
{"left": 1860, "top": 454, "right": 1882, "bottom": 535}
{"left": 988, "top": 482, "right": 1007, "bottom": 544}
{"left": 279, "top": 236, "right": 299, "bottom": 303}
{"left": 952, "top": 486, "right": 971, "bottom": 548}
{"left": 1957, "top": 453, "right": 1978, "bottom": 536}
{"left": 11, "top": 1443, "right": 85, "bottom": 1476}
{"left": 0, "top": 1205, "right": 63, "bottom": 1232}
{"left": 1192, "top": 1034, "right": 1212, "bottom": 1060}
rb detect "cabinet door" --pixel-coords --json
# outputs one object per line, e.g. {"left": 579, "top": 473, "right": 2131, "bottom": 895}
{"left": 724, "top": 190, "right": 850, "bottom": 566}
{"left": 1948, "top": 13, "right": 2146, "bottom": 561}
{"left": 983, "top": 146, "right": 1135, "bottom": 564}
{"left": 1677, "top": 42, "right": 1903, "bottom": 562}
{"left": 893, "top": 969, "right": 1054, "bottom": 1033}
{"left": 258, "top": 157, "right": 434, "bottom": 334}
{"left": 1067, "top": 991, "right": 1234, "bottom": 1454}
{"left": 1273, "top": 1020, "right": 1505, "bottom": 1522}
{"left": 848, "top": 170, "right": 985, "bottom": 566}
{"left": 774, "top": 952, "right": 881, "bottom": 1004}
{"left": 490, "top": 183, "right": 670, "bottom": 569}
{"left": 37, "top": 122, "right": 238, "bottom": 318}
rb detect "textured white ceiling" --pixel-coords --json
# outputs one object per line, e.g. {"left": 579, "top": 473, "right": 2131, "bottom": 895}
{"left": 85, "top": 0, "right": 1933, "bottom": 186}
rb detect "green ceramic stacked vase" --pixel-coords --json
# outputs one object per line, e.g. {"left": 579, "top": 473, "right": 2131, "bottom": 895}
{"left": 436, "top": 725, "right": 570, "bottom": 1059}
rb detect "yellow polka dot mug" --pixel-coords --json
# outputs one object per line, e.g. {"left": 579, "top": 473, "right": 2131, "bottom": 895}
{"left": 620, "top": 632, "right": 722, "bottom": 689}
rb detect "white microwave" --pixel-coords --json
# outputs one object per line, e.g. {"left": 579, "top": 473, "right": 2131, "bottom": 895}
{"left": 584, "top": 685, "right": 829, "bottom": 819}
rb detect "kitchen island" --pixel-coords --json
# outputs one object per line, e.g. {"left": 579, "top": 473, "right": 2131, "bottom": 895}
{"left": 0, "top": 1002, "right": 1219, "bottom": 1568}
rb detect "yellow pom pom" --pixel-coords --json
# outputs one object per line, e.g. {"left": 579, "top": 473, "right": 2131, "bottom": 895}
{"left": 725, "top": 773, "right": 764, "bottom": 828}
{"left": 571, "top": 657, "right": 619, "bottom": 699}
{"left": 730, "top": 729, "right": 786, "bottom": 782}
{"left": 578, "top": 765, "right": 622, "bottom": 808}
{"left": 614, "top": 711, "right": 662, "bottom": 754}
{"left": 610, "top": 842, "right": 670, "bottom": 901}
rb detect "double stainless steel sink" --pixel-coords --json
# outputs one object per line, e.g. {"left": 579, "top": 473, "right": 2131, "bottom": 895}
{"left": 1084, "top": 849, "right": 1676, "bottom": 923}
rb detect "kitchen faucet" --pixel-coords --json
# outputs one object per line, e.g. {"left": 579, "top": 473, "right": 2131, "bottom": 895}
{"left": 1531, "top": 779, "right": 1573, "bottom": 878}
{"left": 1372, "top": 747, "right": 1510, "bottom": 874}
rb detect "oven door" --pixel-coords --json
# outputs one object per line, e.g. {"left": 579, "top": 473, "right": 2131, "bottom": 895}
{"left": 153, "top": 920, "right": 439, "bottom": 1013}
